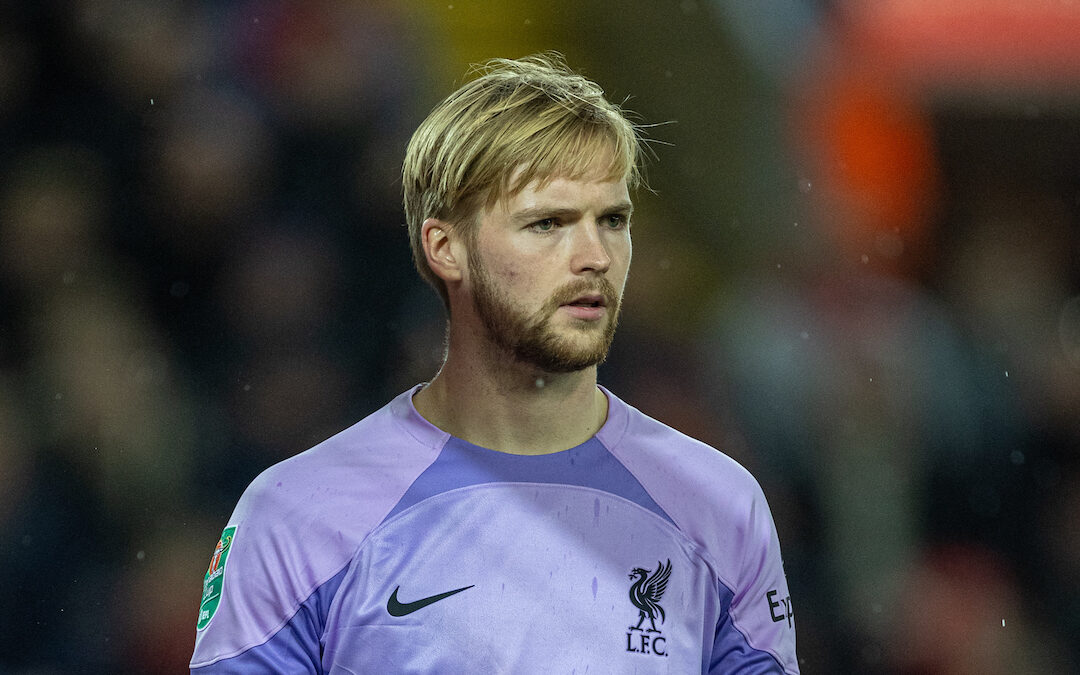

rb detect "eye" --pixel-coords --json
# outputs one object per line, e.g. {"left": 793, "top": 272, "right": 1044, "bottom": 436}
{"left": 530, "top": 218, "right": 558, "bottom": 232}
{"left": 602, "top": 214, "right": 628, "bottom": 229}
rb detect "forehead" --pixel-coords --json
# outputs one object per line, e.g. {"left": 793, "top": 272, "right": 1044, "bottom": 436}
{"left": 490, "top": 171, "right": 631, "bottom": 218}
{"left": 502, "top": 161, "right": 630, "bottom": 204}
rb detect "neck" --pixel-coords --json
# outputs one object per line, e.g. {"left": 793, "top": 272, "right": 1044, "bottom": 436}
{"left": 412, "top": 322, "right": 609, "bottom": 455}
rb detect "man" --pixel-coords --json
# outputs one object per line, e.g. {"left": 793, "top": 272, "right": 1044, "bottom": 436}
{"left": 190, "top": 54, "right": 799, "bottom": 673}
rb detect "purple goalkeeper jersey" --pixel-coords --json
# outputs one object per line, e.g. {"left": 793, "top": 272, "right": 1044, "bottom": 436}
{"left": 190, "top": 386, "right": 799, "bottom": 674}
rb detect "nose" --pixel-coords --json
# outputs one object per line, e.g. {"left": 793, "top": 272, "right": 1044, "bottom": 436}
{"left": 569, "top": 222, "right": 611, "bottom": 275}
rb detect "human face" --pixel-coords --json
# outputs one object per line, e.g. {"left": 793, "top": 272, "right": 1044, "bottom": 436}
{"left": 465, "top": 171, "right": 632, "bottom": 373}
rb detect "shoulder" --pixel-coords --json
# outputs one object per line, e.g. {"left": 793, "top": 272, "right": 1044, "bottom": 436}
{"left": 598, "top": 389, "right": 799, "bottom": 674}
{"left": 597, "top": 389, "right": 776, "bottom": 570}
{"left": 232, "top": 388, "right": 447, "bottom": 552}
{"left": 598, "top": 389, "right": 767, "bottom": 519}
{"left": 192, "top": 389, "right": 446, "bottom": 666}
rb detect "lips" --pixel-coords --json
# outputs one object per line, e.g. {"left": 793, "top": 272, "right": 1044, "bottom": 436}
{"left": 562, "top": 293, "right": 606, "bottom": 309}
{"left": 550, "top": 279, "right": 618, "bottom": 321}
{"left": 557, "top": 291, "right": 609, "bottom": 321}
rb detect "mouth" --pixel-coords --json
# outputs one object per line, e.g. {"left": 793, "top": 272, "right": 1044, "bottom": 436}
{"left": 561, "top": 294, "right": 606, "bottom": 309}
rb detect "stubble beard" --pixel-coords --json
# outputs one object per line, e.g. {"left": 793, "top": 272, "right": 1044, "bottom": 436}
{"left": 468, "top": 248, "right": 621, "bottom": 374}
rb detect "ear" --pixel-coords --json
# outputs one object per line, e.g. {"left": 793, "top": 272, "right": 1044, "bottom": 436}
{"left": 421, "top": 217, "right": 465, "bottom": 283}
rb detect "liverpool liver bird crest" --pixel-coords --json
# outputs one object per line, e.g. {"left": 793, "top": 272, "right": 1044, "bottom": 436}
{"left": 628, "top": 559, "right": 672, "bottom": 633}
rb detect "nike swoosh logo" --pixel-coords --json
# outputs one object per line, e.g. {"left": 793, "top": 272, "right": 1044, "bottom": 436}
{"left": 386, "top": 584, "right": 474, "bottom": 617}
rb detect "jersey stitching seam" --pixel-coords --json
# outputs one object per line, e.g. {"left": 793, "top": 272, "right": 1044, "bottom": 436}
{"left": 389, "top": 385, "right": 452, "bottom": 451}
{"left": 358, "top": 480, "right": 708, "bottom": 562}
{"left": 715, "top": 574, "right": 794, "bottom": 674}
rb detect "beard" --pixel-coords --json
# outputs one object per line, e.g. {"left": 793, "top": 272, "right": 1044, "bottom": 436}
{"left": 468, "top": 248, "right": 621, "bottom": 374}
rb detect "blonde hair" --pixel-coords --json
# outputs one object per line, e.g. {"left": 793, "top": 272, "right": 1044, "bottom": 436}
{"left": 402, "top": 53, "right": 643, "bottom": 309}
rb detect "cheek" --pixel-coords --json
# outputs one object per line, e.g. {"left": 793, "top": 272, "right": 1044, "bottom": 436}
{"left": 484, "top": 246, "right": 539, "bottom": 285}
{"left": 474, "top": 237, "right": 524, "bottom": 282}
{"left": 486, "top": 259, "right": 521, "bottom": 283}
{"left": 475, "top": 258, "right": 538, "bottom": 303}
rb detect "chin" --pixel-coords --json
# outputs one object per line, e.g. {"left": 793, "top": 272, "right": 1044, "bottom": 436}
{"left": 516, "top": 332, "right": 612, "bottom": 374}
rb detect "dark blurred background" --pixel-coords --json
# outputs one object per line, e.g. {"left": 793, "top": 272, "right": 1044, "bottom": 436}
{"left": 1, "top": 1, "right": 1078, "bottom": 673}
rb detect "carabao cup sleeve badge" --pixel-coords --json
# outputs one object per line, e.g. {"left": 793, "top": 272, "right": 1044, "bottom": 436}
{"left": 197, "top": 526, "right": 237, "bottom": 630}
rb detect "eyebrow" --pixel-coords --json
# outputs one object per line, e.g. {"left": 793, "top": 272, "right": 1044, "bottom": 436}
{"left": 511, "top": 201, "right": 634, "bottom": 223}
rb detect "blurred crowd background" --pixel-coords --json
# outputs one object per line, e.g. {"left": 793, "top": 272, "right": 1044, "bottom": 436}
{"left": 1, "top": 0, "right": 1078, "bottom": 673}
